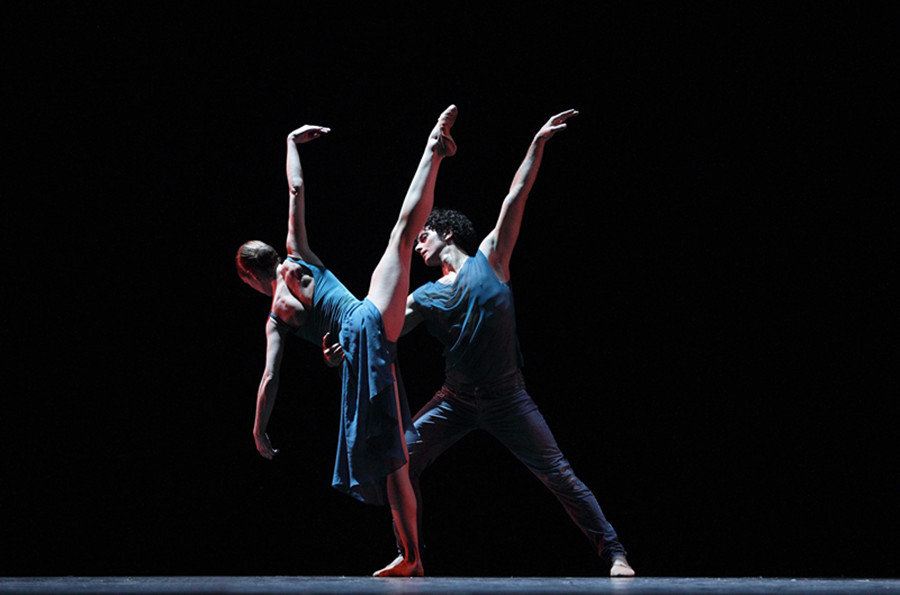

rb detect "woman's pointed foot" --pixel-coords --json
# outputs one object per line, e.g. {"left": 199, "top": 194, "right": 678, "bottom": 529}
{"left": 373, "top": 554, "right": 424, "bottom": 577}
{"left": 435, "top": 104, "right": 457, "bottom": 157}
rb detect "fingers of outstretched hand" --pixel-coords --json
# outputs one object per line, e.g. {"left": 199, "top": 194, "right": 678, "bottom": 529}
{"left": 289, "top": 125, "right": 331, "bottom": 144}
{"left": 551, "top": 108, "right": 579, "bottom": 124}
{"left": 539, "top": 109, "right": 578, "bottom": 139}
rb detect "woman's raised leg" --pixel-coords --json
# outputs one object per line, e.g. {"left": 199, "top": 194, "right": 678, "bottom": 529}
{"left": 366, "top": 105, "right": 457, "bottom": 341}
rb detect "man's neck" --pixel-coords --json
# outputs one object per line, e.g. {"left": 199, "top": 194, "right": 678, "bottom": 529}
{"left": 441, "top": 245, "right": 470, "bottom": 277}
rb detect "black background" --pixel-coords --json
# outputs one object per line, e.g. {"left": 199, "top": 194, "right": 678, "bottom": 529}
{"left": 3, "top": 3, "right": 895, "bottom": 579}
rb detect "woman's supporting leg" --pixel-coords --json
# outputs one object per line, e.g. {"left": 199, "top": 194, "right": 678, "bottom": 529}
{"left": 373, "top": 365, "right": 424, "bottom": 577}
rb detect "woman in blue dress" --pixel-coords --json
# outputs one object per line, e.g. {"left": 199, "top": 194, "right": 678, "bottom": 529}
{"left": 235, "top": 105, "right": 458, "bottom": 577}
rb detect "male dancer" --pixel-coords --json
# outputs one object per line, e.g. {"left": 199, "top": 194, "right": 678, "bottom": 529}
{"left": 327, "top": 110, "right": 635, "bottom": 577}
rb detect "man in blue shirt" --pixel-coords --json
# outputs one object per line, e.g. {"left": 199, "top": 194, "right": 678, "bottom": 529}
{"left": 328, "top": 109, "right": 634, "bottom": 578}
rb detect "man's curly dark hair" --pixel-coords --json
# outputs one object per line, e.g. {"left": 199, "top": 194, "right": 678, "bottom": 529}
{"left": 425, "top": 208, "right": 479, "bottom": 256}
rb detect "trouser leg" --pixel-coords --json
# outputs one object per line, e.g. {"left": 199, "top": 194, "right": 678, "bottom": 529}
{"left": 395, "top": 388, "right": 476, "bottom": 551}
{"left": 483, "top": 387, "right": 626, "bottom": 561}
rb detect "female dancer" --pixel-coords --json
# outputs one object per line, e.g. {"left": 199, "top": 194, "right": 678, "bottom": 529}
{"left": 236, "top": 105, "right": 458, "bottom": 577}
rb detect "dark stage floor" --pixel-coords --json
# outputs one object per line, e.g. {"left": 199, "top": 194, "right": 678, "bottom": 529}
{"left": 1, "top": 577, "right": 898, "bottom": 595}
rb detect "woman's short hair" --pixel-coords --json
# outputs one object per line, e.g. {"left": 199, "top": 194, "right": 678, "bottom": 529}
{"left": 236, "top": 240, "right": 280, "bottom": 279}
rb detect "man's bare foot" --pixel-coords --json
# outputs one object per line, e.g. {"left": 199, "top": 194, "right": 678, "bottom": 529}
{"left": 372, "top": 554, "right": 424, "bottom": 578}
{"left": 610, "top": 555, "right": 635, "bottom": 577}
{"left": 434, "top": 104, "right": 457, "bottom": 157}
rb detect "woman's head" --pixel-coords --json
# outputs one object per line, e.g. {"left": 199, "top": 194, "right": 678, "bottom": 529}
{"left": 423, "top": 209, "right": 478, "bottom": 256}
{"left": 236, "top": 240, "right": 281, "bottom": 293}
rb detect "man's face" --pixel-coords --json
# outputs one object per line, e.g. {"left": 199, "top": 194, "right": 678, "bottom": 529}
{"left": 415, "top": 227, "right": 447, "bottom": 267}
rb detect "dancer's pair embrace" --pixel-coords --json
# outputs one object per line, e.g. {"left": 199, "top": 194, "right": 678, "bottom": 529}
{"left": 237, "top": 106, "right": 634, "bottom": 578}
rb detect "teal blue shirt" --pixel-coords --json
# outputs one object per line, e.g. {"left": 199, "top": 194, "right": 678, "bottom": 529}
{"left": 412, "top": 250, "right": 524, "bottom": 386}
{"left": 269, "top": 257, "right": 356, "bottom": 347}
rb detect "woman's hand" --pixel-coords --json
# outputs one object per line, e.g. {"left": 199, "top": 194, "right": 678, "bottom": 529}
{"left": 288, "top": 125, "right": 331, "bottom": 144}
{"left": 255, "top": 431, "right": 279, "bottom": 460}
{"left": 322, "top": 332, "right": 345, "bottom": 368}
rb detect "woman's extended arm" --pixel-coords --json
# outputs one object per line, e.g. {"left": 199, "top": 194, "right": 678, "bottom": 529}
{"left": 480, "top": 109, "right": 578, "bottom": 281}
{"left": 253, "top": 317, "right": 288, "bottom": 459}
{"left": 285, "top": 125, "right": 330, "bottom": 265}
